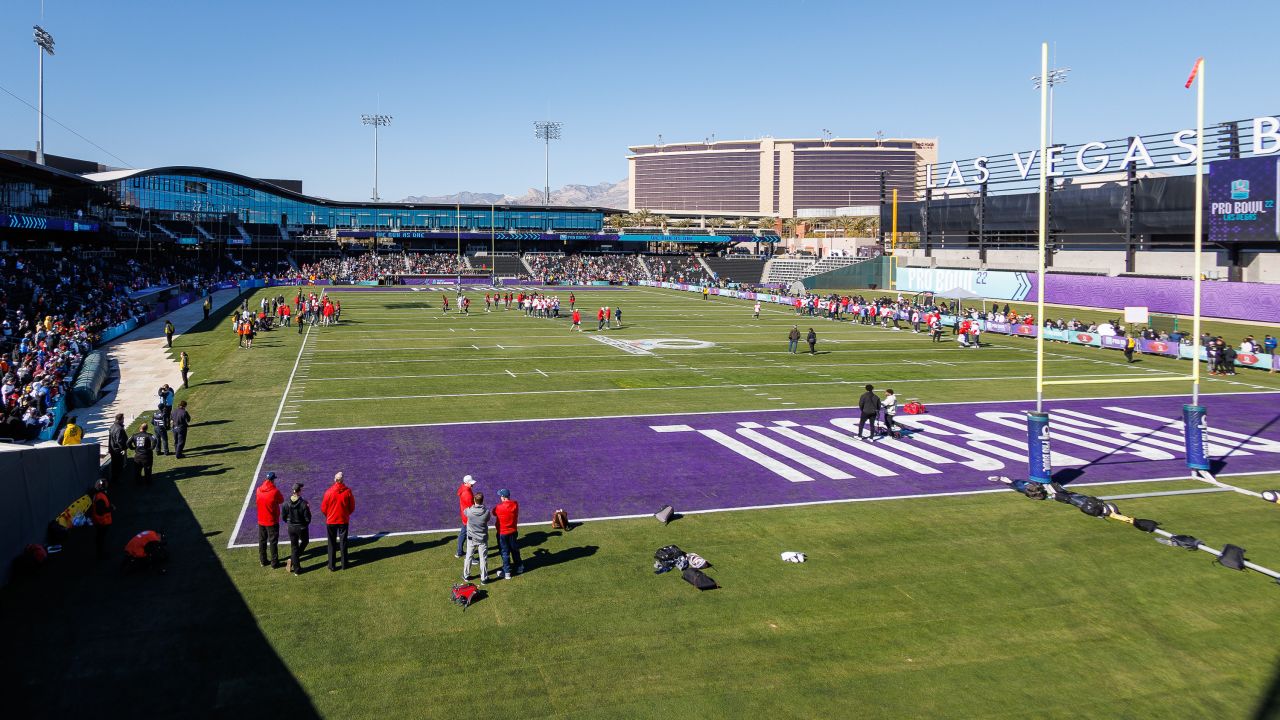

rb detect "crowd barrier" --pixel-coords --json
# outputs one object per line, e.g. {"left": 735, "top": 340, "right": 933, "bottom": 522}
{"left": 69, "top": 349, "right": 110, "bottom": 409}
{"left": 639, "top": 280, "right": 1277, "bottom": 372}
{"left": 0, "top": 443, "right": 99, "bottom": 585}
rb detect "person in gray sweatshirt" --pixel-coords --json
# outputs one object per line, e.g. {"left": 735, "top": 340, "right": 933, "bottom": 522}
{"left": 462, "top": 493, "right": 492, "bottom": 584}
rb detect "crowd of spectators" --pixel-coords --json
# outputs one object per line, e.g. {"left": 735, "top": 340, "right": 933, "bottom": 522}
{"left": 524, "top": 254, "right": 648, "bottom": 284}
{"left": 647, "top": 255, "right": 715, "bottom": 286}
{"left": 298, "top": 252, "right": 469, "bottom": 282}
{"left": 1, "top": 248, "right": 251, "bottom": 442}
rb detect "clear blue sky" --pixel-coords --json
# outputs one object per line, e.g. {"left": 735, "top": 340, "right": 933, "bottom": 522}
{"left": 0, "top": 0, "right": 1275, "bottom": 201}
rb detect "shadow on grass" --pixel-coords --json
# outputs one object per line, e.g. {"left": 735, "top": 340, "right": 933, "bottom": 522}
{"left": 181, "top": 443, "right": 262, "bottom": 458}
{"left": 0, "top": 449, "right": 319, "bottom": 717}
{"left": 345, "top": 535, "right": 451, "bottom": 567}
{"left": 1253, "top": 654, "right": 1280, "bottom": 720}
{"left": 527, "top": 545, "right": 599, "bottom": 571}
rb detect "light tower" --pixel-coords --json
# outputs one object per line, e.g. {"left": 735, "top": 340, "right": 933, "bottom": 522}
{"left": 33, "top": 25, "right": 55, "bottom": 166}
{"left": 534, "top": 121, "right": 562, "bottom": 205}
{"left": 361, "top": 113, "right": 392, "bottom": 201}
{"left": 1031, "top": 67, "right": 1070, "bottom": 146}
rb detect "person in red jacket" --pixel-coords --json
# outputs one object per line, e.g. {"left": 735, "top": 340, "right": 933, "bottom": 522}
{"left": 256, "top": 471, "right": 285, "bottom": 568}
{"left": 321, "top": 471, "right": 355, "bottom": 571}
{"left": 454, "top": 474, "right": 476, "bottom": 558}
{"left": 492, "top": 488, "right": 523, "bottom": 579}
{"left": 570, "top": 308, "right": 581, "bottom": 332}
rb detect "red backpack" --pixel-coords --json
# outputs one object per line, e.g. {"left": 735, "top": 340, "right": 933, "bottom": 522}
{"left": 451, "top": 583, "right": 478, "bottom": 611}
{"left": 903, "top": 401, "right": 927, "bottom": 415}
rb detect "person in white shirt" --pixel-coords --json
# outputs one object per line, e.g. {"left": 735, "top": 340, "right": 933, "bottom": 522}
{"left": 753, "top": 301, "right": 761, "bottom": 320}
{"left": 882, "top": 389, "right": 899, "bottom": 439}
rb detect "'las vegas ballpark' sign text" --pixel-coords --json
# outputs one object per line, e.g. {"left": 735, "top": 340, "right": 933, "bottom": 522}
{"left": 927, "top": 115, "right": 1280, "bottom": 189}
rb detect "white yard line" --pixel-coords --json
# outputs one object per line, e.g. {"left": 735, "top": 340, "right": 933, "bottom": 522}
{"left": 288, "top": 371, "right": 1198, "bottom": 404}
{"left": 227, "top": 308, "right": 315, "bottom": 549}
{"left": 273, "top": 389, "right": 1275, "bottom": 434}
{"left": 226, "top": 469, "right": 1270, "bottom": 548}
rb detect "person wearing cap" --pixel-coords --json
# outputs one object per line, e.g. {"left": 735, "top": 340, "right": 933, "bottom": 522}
{"left": 256, "top": 472, "right": 285, "bottom": 568}
{"left": 454, "top": 474, "right": 477, "bottom": 558}
{"left": 462, "top": 492, "right": 492, "bottom": 584}
{"left": 281, "top": 482, "right": 312, "bottom": 575}
{"left": 321, "top": 472, "right": 355, "bottom": 571}
{"left": 179, "top": 351, "right": 191, "bottom": 388}
{"left": 492, "top": 489, "right": 523, "bottom": 580}
{"left": 60, "top": 416, "right": 84, "bottom": 446}
{"left": 129, "top": 419, "right": 157, "bottom": 486}
{"left": 108, "top": 413, "right": 128, "bottom": 482}
{"left": 164, "top": 319, "right": 175, "bottom": 348}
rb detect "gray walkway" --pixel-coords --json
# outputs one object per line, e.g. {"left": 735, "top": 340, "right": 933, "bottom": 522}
{"left": 79, "top": 288, "right": 242, "bottom": 457}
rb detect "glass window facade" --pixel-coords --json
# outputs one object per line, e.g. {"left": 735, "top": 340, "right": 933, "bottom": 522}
{"left": 102, "top": 171, "right": 604, "bottom": 232}
{"left": 632, "top": 151, "right": 762, "bottom": 213}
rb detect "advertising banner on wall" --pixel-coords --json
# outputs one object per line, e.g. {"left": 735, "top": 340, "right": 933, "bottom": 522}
{"left": 894, "top": 267, "right": 1033, "bottom": 300}
{"left": 1208, "top": 156, "right": 1279, "bottom": 244}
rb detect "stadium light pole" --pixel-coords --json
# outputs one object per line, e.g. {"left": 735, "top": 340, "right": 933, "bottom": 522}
{"left": 1031, "top": 66, "right": 1070, "bottom": 147}
{"left": 33, "top": 25, "right": 55, "bottom": 166}
{"left": 361, "top": 114, "right": 392, "bottom": 201}
{"left": 534, "top": 121, "right": 562, "bottom": 205}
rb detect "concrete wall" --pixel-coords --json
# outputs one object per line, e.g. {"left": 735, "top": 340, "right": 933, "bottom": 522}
{"left": 1133, "top": 251, "right": 1228, "bottom": 278}
{"left": 1049, "top": 251, "right": 1126, "bottom": 274}
{"left": 1243, "top": 253, "right": 1280, "bottom": 283}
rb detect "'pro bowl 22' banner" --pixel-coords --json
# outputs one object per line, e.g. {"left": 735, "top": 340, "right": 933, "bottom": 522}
{"left": 1209, "top": 156, "right": 1279, "bottom": 244}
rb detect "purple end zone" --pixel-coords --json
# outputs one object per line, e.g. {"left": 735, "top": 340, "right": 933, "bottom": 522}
{"left": 233, "top": 393, "right": 1280, "bottom": 545}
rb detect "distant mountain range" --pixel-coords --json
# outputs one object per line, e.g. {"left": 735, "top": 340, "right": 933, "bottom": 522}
{"left": 401, "top": 178, "right": 628, "bottom": 209}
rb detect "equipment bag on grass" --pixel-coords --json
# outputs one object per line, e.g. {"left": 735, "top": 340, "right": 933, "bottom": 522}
{"left": 1216, "top": 544, "right": 1247, "bottom": 571}
{"left": 902, "top": 401, "right": 926, "bottom": 414}
{"left": 551, "top": 509, "right": 570, "bottom": 530}
{"left": 682, "top": 567, "right": 718, "bottom": 591}
{"left": 452, "top": 582, "right": 478, "bottom": 611}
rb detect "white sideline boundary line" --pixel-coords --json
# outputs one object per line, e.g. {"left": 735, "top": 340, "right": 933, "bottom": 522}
{"left": 274, "top": 389, "right": 1277, "bottom": 434}
{"left": 227, "top": 308, "right": 316, "bottom": 550}
{"left": 225, "top": 470, "right": 1274, "bottom": 548}
{"left": 288, "top": 372, "right": 1187, "bottom": 404}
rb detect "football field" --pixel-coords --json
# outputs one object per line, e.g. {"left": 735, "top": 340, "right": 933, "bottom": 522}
{"left": 231, "top": 286, "right": 1280, "bottom": 549}
{"left": 12, "top": 284, "right": 1280, "bottom": 719}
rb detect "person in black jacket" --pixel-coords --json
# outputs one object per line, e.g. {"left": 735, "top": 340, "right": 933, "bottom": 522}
{"left": 129, "top": 421, "right": 157, "bottom": 486}
{"left": 108, "top": 413, "right": 128, "bottom": 482}
{"left": 171, "top": 400, "right": 191, "bottom": 458}
{"left": 281, "top": 483, "right": 312, "bottom": 575}
{"left": 806, "top": 328, "right": 817, "bottom": 354}
{"left": 857, "top": 384, "right": 883, "bottom": 442}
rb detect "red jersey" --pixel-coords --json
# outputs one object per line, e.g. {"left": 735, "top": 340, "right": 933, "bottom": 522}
{"left": 572, "top": 310, "right": 581, "bottom": 323}
{"left": 492, "top": 499, "right": 519, "bottom": 535}
{"left": 457, "top": 483, "right": 474, "bottom": 523}
{"left": 321, "top": 482, "right": 355, "bottom": 524}
{"left": 256, "top": 480, "right": 284, "bottom": 525}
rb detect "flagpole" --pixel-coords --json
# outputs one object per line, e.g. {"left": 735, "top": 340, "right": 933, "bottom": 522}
{"left": 1036, "top": 42, "right": 1048, "bottom": 414}
{"left": 1192, "top": 58, "right": 1204, "bottom": 407}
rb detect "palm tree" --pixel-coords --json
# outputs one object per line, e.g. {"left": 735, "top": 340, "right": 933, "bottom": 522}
{"left": 782, "top": 217, "right": 802, "bottom": 238}
{"left": 669, "top": 218, "right": 693, "bottom": 229}
{"left": 706, "top": 216, "right": 726, "bottom": 230}
{"left": 734, "top": 216, "right": 752, "bottom": 230}
{"left": 633, "top": 209, "right": 656, "bottom": 228}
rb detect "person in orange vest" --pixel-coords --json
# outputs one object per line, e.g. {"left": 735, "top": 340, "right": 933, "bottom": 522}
{"left": 256, "top": 471, "right": 285, "bottom": 568}
{"left": 90, "top": 479, "right": 114, "bottom": 559}
{"left": 320, "top": 472, "right": 355, "bottom": 571}
{"left": 124, "top": 530, "right": 166, "bottom": 574}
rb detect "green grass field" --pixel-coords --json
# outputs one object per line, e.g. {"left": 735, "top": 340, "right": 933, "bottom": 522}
{"left": 6, "top": 285, "right": 1280, "bottom": 719}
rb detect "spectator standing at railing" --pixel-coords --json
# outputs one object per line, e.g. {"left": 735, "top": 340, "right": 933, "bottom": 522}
{"left": 60, "top": 415, "right": 84, "bottom": 445}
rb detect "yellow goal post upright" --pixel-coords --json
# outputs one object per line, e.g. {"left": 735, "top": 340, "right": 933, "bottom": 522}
{"left": 1026, "top": 42, "right": 1191, "bottom": 488}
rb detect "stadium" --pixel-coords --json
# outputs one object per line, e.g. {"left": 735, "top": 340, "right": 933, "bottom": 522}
{"left": 3, "top": 4, "right": 1280, "bottom": 719}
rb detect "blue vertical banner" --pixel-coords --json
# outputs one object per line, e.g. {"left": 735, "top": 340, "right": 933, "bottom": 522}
{"left": 1183, "top": 404, "right": 1211, "bottom": 471}
{"left": 1027, "top": 412, "right": 1052, "bottom": 483}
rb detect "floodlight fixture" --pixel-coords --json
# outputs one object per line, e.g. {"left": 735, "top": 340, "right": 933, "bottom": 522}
{"left": 534, "top": 121, "right": 563, "bottom": 205}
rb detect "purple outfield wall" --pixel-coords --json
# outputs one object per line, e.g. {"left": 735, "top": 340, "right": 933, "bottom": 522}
{"left": 1043, "top": 274, "right": 1280, "bottom": 323}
